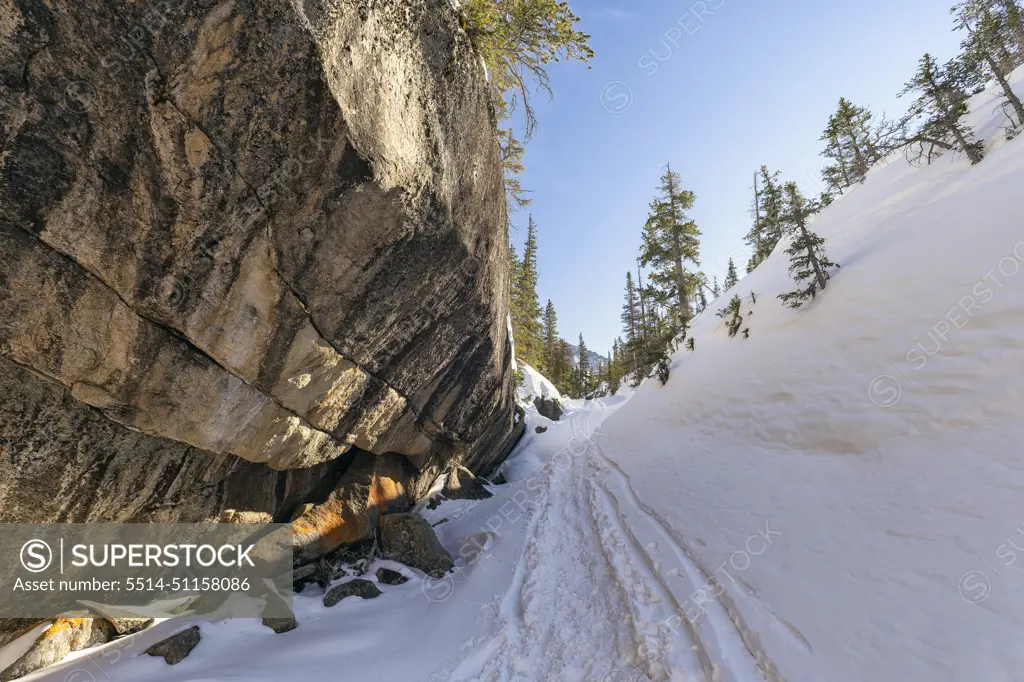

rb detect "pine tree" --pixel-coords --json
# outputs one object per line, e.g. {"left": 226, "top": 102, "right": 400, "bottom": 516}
{"left": 899, "top": 53, "right": 985, "bottom": 165}
{"left": 820, "top": 124, "right": 851, "bottom": 195}
{"left": 461, "top": 1, "right": 593, "bottom": 218}
{"left": 499, "top": 127, "right": 532, "bottom": 211}
{"left": 636, "top": 266, "right": 653, "bottom": 373}
{"left": 712, "top": 276, "right": 721, "bottom": 298}
{"left": 621, "top": 271, "right": 641, "bottom": 361}
{"left": 724, "top": 257, "right": 739, "bottom": 290}
{"left": 954, "top": 3, "right": 1024, "bottom": 132}
{"left": 1002, "top": 0, "right": 1024, "bottom": 60}
{"left": 550, "top": 339, "right": 574, "bottom": 395}
{"left": 510, "top": 215, "right": 544, "bottom": 366}
{"left": 463, "top": 0, "right": 593, "bottom": 142}
{"left": 777, "top": 183, "right": 839, "bottom": 309}
{"left": 953, "top": 0, "right": 1024, "bottom": 70}
{"left": 639, "top": 164, "right": 701, "bottom": 333}
{"left": 820, "top": 98, "right": 883, "bottom": 190}
{"left": 744, "top": 166, "right": 784, "bottom": 270}
{"left": 716, "top": 295, "right": 744, "bottom": 337}
{"left": 541, "top": 299, "right": 559, "bottom": 374}
{"left": 575, "top": 333, "right": 592, "bottom": 398}
{"left": 608, "top": 339, "right": 623, "bottom": 394}
{"left": 696, "top": 279, "right": 709, "bottom": 314}
{"left": 746, "top": 170, "right": 764, "bottom": 271}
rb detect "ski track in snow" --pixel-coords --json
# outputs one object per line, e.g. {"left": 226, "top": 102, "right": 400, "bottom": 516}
{"left": 469, "top": 401, "right": 770, "bottom": 682}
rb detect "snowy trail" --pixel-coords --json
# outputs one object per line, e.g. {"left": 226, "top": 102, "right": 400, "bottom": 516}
{"left": 470, "top": 399, "right": 770, "bottom": 682}
{"left": 461, "top": 403, "right": 646, "bottom": 682}
{"left": 496, "top": 405, "right": 640, "bottom": 682}
{"left": 588, "top": 432, "right": 775, "bottom": 682}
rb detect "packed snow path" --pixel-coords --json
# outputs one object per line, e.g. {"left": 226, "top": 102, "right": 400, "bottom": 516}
{"left": 444, "top": 400, "right": 773, "bottom": 682}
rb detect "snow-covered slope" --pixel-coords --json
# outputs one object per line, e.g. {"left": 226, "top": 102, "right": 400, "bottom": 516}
{"left": 596, "top": 66, "right": 1024, "bottom": 682}
{"left": 517, "top": 362, "right": 562, "bottom": 404}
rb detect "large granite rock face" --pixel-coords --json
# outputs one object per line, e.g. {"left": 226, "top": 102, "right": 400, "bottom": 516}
{"left": 0, "top": 0, "right": 521, "bottom": 528}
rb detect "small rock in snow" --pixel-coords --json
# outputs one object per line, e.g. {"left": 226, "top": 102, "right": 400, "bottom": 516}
{"left": 323, "top": 579, "right": 382, "bottom": 607}
{"left": 380, "top": 513, "right": 455, "bottom": 578}
{"left": 376, "top": 568, "right": 409, "bottom": 585}
{"left": 146, "top": 626, "right": 200, "bottom": 665}
{"left": 262, "top": 617, "right": 298, "bottom": 634}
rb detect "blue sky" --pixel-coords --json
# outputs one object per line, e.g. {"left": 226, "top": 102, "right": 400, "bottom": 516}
{"left": 511, "top": 0, "right": 964, "bottom": 353}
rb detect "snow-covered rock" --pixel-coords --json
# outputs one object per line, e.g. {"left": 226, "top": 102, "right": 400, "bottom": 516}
{"left": 517, "top": 363, "right": 564, "bottom": 421}
{"left": 517, "top": 363, "right": 562, "bottom": 403}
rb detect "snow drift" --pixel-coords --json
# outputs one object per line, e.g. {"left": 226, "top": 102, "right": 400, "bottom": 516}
{"left": 597, "top": 65, "right": 1024, "bottom": 682}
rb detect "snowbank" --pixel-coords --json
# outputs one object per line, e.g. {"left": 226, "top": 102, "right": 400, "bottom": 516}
{"left": 597, "top": 65, "right": 1024, "bottom": 681}
{"left": 517, "top": 362, "right": 562, "bottom": 404}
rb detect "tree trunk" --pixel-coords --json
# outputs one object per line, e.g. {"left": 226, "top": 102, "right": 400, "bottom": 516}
{"left": 802, "top": 225, "right": 828, "bottom": 292}
{"left": 833, "top": 133, "right": 853, "bottom": 187}
{"left": 752, "top": 171, "right": 763, "bottom": 262}
{"left": 664, "top": 166, "right": 690, "bottom": 327}
{"left": 847, "top": 128, "right": 868, "bottom": 180}
{"left": 927, "top": 72, "right": 984, "bottom": 164}
{"left": 637, "top": 265, "right": 650, "bottom": 366}
{"left": 982, "top": 45, "right": 1024, "bottom": 126}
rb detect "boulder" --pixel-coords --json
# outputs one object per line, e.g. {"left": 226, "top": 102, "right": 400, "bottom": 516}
{"left": 535, "top": 426, "right": 548, "bottom": 434}
{"left": 323, "top": 580, "right": 382, "bottom": 608}
{"left": 292, "top": 452, "right": 417, "bottom": 563}
{"left": 426, "top": 468, "right": 493, "bottom": 508}
{"left": 533, "top": 397, "right": 563, "bottom": 422}
{"left": 0, "top": 0, "right": 520, "bottom": 532}
{"left": 380, "top": 514, "right": 454, "bottom": 578}
{"left": 376, "top": 568, "right": 409, "bottom": 586}
{"left": 445, "top": 468, "right": 494, "bottom": 501}
{"left": 105, "top": 618, "right": 154, "bottom": 636}
{"left": 145, "top": 626, "right": 201, "bottom": 665}
{"left": 1, "top": 619, "right": 116, "bottom": 682}
{"left": 0, "top": 620, "right": 48, "bottom": 649}
{"left": 262, "top": 618, "right": 298, "bottom": 634}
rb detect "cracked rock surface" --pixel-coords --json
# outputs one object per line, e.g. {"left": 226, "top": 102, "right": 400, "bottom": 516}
{"left": 0, "top": 0, "right": 521, "bottom": 538}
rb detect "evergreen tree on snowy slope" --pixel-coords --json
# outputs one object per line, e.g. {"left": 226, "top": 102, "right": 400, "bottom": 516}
{"left": 899, "top": 53, "right": 985, "bottom": 165}
{"left": 575, "top": 333, "right": 592, "bottom": 398}
{"left": 621, "top": 271, "right": 640, "bottom": 359}
{"left": 777, "top": 183, "right": 839, "bottom": 309}
{"left": 744, "top": 166, "right": 784, "bottom": 270}
{"left": 639, "top": 164, "right": 701, "bottom": 332}
{"left": 821, "top": 98, "right": 883, "bottom": 190}
{"left": 953, "top": 0, "right": 1024, "bottom": 68}
{"left": 954, "top": 2, "right": 1024, "bottom": 132}
{"left": 541, "top": 299, "right": 559, "bottom": 375}
{"left": 607, "top": 339, "right": 623, "bottom": 395}
{"left": 696, "top": 277, "right": 709, "bottom": 314}
{"left": 724, "top": 257, "right": 739, "bottom": 290}
{"left": 510, "top": 215, "right": 544, "bottom": 366}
